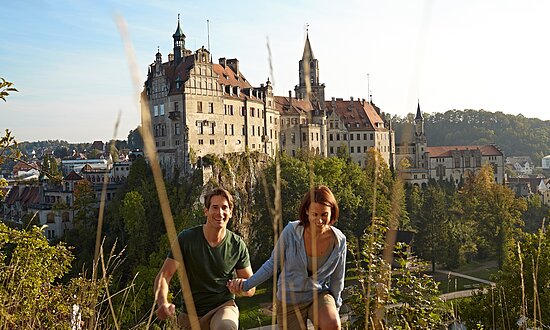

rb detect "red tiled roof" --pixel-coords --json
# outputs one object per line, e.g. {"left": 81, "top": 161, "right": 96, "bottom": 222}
{"left": 212, "top": 63, "right": 253, "bottom": 91}
{"left": 274, "top": 96, "right": 315, "bottom": 115}
{"left": 426, "top": 145, "right": 503, "bottom": 158}
{"left": 325, "top": 99, "right": 385, "bottom": 131}
{"left": 64, "top": 171, "right": 83, "bottom": 181}
{"left": 4, "top": 185, "right": 40, "bottom": 207}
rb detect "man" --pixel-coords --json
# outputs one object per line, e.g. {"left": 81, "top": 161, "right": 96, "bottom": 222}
{"left": 154, "top": 188, "right": 255, "bottom": 330}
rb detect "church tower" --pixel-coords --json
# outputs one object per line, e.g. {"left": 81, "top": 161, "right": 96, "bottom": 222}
{"left": 294, "top": 30, "right": 325, "bottom": 104}
{"left": 173, "top": 14, "right": 186, "bottom": 65}
{"left": 414, "top": 100, "right": 427, "bottom": 168}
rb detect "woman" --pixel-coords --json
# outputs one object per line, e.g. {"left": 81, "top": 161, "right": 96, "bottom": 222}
{"left": 229, "top": 185, "right": 347, "bottom": 329}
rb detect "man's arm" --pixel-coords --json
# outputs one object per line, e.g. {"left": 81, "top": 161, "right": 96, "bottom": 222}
{"left": 154, "top": 258, "right": 178, "bottom": 320}
{"left": 235, "top": 266, "right": 256, "bottom": 297}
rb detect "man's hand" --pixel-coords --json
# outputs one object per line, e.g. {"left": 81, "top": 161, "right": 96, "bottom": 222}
{"left": 156, "top": 302, "right": 176, "bottom": 320}
{"left": 227, "top": 278, "right": 245, "bottom": 294}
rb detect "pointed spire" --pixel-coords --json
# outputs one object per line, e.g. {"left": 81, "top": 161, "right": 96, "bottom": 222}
{"left": 415, "top": 99, "right": 423, "bottom": 120}
{"left": 302, "top": 27, "right": 315, "bottom": 61}
{"left": 173, "top": 14, "right": 186, "bottom": 38}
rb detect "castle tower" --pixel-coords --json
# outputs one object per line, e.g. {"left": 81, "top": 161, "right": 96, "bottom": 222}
{"left": 173, "top": 14, "right": 186, "bottom": 64}
{"left": 414, "top": 100, "right": 427, "bottom": 168}
{"left": 294, "top": 30, "right": 325, "bottom": 104}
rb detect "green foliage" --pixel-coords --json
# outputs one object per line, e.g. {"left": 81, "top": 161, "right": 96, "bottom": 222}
{"left": 412, "top": 184, "right": 451, "bottom": 271}
{"left": 346, "top": 223, "right": 451, "bottom": 329}
{"left": 409, "top": 165, "right": 528, "bottom": 269}
{"left": 0, "top": 223, "right": 102, "bottom": 329}
{"left": 457, "top": 226, "right": 550, "bottom": 328}
{"left": 0, "top": 129, "right": 21, "bottom": 169}
{"left": 0, "top": 78, "right": 18, "bottom": 102}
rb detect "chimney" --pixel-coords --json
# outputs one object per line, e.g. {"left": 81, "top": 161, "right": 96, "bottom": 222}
{"left": 350, "top": 96, "right": 354, "bottom": 102}
{"left": 219, "top": 57, "right": 227, "bottom": 68}
{"left": 331, "top": 97, "right": 336, "bottom": 110}
{"left": 289, "top": 90, "right": 292, "bottom": 107}
{"left": 227, "top": 58, "right": 239, "bottom": 74}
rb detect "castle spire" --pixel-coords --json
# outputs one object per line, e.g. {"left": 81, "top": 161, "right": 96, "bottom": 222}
{"left": 302, "top": 29, "right": 315, "bottom": 61}
{"left": 173, "top": 14, "right": 186, "bottom": 64}
{"left": 415, "top": 99, "right": 423, "bottom": 120}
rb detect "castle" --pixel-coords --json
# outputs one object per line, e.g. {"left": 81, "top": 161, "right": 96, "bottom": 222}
{"left": 141, "top": 17, "right": 394, "bottom": 177}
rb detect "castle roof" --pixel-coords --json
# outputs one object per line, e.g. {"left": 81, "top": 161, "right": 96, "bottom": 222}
{"left": 326, "top": 98, "right": 386, "bottom": 131}
{"left": 273, "top": 96, "right": 315, "bottom": 115}
{"left": 426, "top": 145, "right": 503, "bottom": 158}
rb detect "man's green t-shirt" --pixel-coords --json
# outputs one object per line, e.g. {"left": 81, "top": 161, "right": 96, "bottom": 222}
{"left": 167, "top": 225, "right": 250, "bottom": 316}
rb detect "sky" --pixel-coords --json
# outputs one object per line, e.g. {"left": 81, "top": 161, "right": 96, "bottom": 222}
{"left": 1, "top": 0, "right": 549, "bottom": 143}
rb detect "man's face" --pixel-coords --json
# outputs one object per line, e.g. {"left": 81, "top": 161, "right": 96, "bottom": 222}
{"left": 204, "top": 195, "right": 232, "bottom": 229}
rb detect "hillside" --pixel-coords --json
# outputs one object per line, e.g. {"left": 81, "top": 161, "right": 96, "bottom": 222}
{"left": 393, "top": 109, "right": 550, "bottom": 165}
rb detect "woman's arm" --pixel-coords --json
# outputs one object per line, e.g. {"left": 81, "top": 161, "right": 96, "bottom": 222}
{"left": 329, "top": 239, "right": 347, "bottom": 309}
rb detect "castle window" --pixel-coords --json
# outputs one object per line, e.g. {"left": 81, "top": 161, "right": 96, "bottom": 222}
{"left": 208, "top": 102, "right": 214, "bottom": 114}
{"left": 198, "top": 139, "right": 204, "bottom": 145}
{"left": 160, "top": 104, "right": 165, "bottom": 116}
{"left": 175, "top": 123, "right": 181, "bottom": 135}
{"left": 210, "top": 139, "right": 215, "bottom": 145}
{"left": 197, "top": 101, "right": 203, "bottom": 113}
{"left": 154, "top": 105, "right": 159, "bottom": 117}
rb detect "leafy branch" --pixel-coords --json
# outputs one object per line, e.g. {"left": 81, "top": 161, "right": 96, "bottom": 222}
{"left": 0, "top": 78, "right": 18, "bottom": 102}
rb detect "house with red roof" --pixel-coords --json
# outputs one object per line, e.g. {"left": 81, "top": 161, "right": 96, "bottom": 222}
{"left": 395, "top": 102, "right": 505, "bottom": 186}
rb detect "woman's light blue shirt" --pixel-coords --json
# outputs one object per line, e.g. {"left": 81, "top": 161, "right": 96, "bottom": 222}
{"left": 243, "top": 221, "right": 347, "bottom": 308}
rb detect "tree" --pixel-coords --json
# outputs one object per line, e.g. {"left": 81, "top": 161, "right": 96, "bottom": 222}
{"left": 121, "top": 191, "right": 147, "bottom": 267}
{"left": 412, "top": 185, "right": 450, "bottom": 271}
{"left": 459, "top": 164, "right": 527, "bottom": 266}
{"left": 0, "top": 223, "right": 103, "bottom": 329}
{"left": 457, "top": 227, "right": 550, "bottom": 329}
{"left": 346, "top": 225, "right": 451, "bottom": 329}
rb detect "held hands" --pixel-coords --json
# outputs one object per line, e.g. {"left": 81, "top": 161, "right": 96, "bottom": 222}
{"left": 227, "top": 278, "right": 246, "bottom": 295}
{"left": 156, "top": 302, "right": 176, "bottom": 320}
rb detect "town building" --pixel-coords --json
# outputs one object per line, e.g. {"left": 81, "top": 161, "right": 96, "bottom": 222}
{"left": 538, "top": 179, "right": 550, "bottom": 206}
{"left": 142, "top": 16, "right": 279, "bottom": 178}
{"left": 395, "top": 102, "right": 505, "bottom": 186}
{"left": 142, "top": 20, "right": 395, "bottom": 175}
{"left": 506, "top": 156, "right": 535, "bottom": 175}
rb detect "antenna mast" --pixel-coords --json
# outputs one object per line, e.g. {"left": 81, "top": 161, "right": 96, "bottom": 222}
{"left": 367, "top": 73, "right": 372, "bottom": 104}
{"left": 207, "top": 19, "right": 210, "bottom": 52}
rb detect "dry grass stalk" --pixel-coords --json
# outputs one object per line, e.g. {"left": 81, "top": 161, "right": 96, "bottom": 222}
{"left": 114, "top": 15, "right": 199, "bottom": 330}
